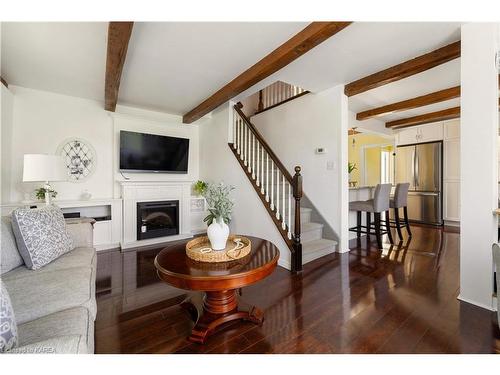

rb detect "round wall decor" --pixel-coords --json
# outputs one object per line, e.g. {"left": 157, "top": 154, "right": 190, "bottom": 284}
{"left": 57, "top": 138, "right": 97, "bottom": 182}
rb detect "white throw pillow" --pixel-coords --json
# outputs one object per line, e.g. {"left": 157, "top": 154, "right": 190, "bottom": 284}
{"left": 11, "top": 205, "right": 74, "bottom": 270}
{"left": 0, "top": 280, "right": 18, "bottom": 352}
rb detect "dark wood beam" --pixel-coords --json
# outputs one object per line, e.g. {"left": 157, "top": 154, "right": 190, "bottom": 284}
{"left": 386, "top": 107, "right": 460, "bottom": 129}
{"left": 0, "top": 76, "right": 8, "bottom": 88}
{"left": 386, "top": 98, "right": 500, "bottom": 129}
{"left": 357, "top": 86, "right": 460, "bottom": 121}
{"left": 182, "top": 22, "right": 352, "bottom": 124}
{"left": 345, "top": 41, "right": 461, "bottom": 97}
{"left": 105, "top": 22, "right": 134, "bottom": 112}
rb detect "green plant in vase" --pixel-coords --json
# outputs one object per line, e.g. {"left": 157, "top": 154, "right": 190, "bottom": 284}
{"left": 35, "top": 187, "right": 57, "bottom": 201}
{"left": 348, "top": 162, "right": 357, "bottom": 174}
{"left": 202, "top": 182, "right": 235, "bottom": 250}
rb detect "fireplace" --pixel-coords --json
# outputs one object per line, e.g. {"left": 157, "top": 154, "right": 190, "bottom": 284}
{"left": 136, "top": 200, "right": 179, "bottom": 240}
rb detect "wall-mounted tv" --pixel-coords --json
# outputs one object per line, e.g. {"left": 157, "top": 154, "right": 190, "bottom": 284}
{"left": 119, "top": 130, "right": 189, "bottom": 173}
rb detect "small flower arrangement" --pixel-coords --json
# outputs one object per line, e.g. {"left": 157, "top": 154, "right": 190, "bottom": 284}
{"left": 35, "top": 187, "right": 57, "bottom": 201}
{"left": 202, "top": 182, "right": 235, "bottom": 226}
{"left": 193, "top": 180, "right": 208, "bottom": 196}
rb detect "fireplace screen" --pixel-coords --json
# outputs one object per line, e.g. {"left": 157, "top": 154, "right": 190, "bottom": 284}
{"left": 136, "top": 200, "right": 179, "bottom": 240}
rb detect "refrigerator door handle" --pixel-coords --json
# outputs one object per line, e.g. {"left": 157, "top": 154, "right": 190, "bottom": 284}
{"left": 415, "top": 148, "right": 420, "bottom": 187}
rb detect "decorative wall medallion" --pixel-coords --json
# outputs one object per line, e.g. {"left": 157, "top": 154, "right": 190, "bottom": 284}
{"left": 57, "top": 138, "right": 96, "bottom": 182}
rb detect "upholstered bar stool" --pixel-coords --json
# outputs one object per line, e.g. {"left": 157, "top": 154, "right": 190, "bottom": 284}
{"left": 349, "top": 183, "right": 393, "bottom": 249}
{"left": 389, "top": 183, "right": 412, "bottom": 240}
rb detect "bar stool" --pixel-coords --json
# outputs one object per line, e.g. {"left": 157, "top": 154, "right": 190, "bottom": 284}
{"left": 349, "top": 183, "right": 393, "bottom": 249}
{"left": 389, "top": 183, "right": 412, "bottom": 240}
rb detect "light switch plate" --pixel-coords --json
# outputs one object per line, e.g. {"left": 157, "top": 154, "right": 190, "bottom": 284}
{"left": 326, "top": 161, "right": 335, "bottom": 170}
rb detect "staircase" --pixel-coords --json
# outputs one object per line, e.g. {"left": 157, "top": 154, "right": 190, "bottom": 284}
{"left": 229, "top": 103, "right": 337, "bottom": 272}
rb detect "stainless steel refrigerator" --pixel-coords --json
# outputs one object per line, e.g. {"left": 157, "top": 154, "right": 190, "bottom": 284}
{"left": 395, "top": 142, "right": 443, "bottom": 225}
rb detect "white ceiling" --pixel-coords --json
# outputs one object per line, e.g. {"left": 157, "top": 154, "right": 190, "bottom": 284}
{"left": 1, "top": 21, "right": 462, "bottom": 123}
{"left": 1, "top": 22, "right": 107, "bottom": 101}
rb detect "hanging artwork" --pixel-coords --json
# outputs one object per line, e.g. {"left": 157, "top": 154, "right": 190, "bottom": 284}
{"left": 56, "top": 138, "right": 97, "bottom": 182}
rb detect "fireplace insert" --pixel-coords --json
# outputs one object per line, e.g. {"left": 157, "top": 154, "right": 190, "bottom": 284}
{"left": 136, "top": 200, "right": 179, "bottom": 240}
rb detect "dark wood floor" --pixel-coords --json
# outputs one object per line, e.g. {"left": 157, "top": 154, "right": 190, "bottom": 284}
{"left": 94, "top": 225, "right": 500, "bottom": 353}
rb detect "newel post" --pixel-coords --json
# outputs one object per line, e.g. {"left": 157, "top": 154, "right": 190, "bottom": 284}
{"left": 258, "top": 90, "right": 264, "bottom": 112}
{"left": 292, "top": 166, "right": 303, "bottom": 273}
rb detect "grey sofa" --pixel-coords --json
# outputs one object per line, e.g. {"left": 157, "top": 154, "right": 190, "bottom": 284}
{"left": 1, "top": 217, "right": 96, "bottom": 354}
{"left": 494, "top": 244, "right": 500, "bottom": 328}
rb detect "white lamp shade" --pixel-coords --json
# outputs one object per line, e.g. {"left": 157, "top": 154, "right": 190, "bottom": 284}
{"left": 23, "top": 154, "right": 67, "bottom": 182}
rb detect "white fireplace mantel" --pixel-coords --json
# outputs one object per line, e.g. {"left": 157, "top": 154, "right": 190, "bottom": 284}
{"left": 120, "top": 181, "right": 193, "bottom": 249}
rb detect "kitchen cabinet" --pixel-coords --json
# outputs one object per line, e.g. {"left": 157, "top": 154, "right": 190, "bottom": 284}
{"left": 443, "top": 120, "right": 460, "bottom": 223}
{"left": 444, "top": 181, "right": 460, "bottom": 222}
{"left": 396, "top": 122, "right": 444, "bottom": 146}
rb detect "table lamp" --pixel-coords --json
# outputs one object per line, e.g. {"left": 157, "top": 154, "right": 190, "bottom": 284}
{"left": 23, "top": 154, "right": 67, "bottom": 205}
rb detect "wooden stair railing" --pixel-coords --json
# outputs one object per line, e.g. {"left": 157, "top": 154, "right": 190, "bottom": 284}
{"left": 229, "top": 103, "right": 303, "bottom": 272}
{"left": 255, "top": 81, "right": 309, "bottom": 115}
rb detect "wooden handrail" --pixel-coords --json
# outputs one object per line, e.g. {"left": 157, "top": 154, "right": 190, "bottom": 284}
{"left": 234, "top": 104, "right": 294, "bottom": 183}
{"left": 254, "top": 91, "right": 310, "bottom": 116}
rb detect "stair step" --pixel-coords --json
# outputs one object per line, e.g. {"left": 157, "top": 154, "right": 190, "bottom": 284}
{"left": 302, "top": 238, "right": 337, "bottom": 264}
{"left": 300, "top": 222, "right": 323, "bottom": 242}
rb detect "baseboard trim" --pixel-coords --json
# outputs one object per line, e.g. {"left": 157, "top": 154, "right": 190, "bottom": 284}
{"left": 457, "top": 294, "right": 495, "bottom": 311}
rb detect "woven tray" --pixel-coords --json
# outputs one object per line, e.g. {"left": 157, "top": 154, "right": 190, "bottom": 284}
{"left": 186, "top": 235, "right": 251, "bottom": 263}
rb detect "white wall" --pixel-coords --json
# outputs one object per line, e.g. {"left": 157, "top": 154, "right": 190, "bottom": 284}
{"left": 199, "top": 103, "right": 292, "bottom": 268}
{"left": 1, "top": 84, "right": 14, "bottom": 204}
{"left": 251, "top": 86, "right": 350, "bottom": 252}
{"left": 459, "top": 23, "right": 499, "bottom": 310}
{"left": 3, "top": 86, "right": 201, "bottom": 203}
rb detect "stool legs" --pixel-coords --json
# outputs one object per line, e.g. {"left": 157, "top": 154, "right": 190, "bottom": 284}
{"left": 385, "top": 210, "right": 394, "bottom": 244}
{"left": 403, "top": 206, "right": 412, "bottom": 237}
{"left": 366, "top": 212, "right": 371, "bottom": 239}
{"left": 374, "top": 212, "right": 382, "bottom": 249}
{"left": 394, "top": 208, "right": 404, "bottom": 240}
{"left": 356, "top": 211, "right": 362, "bottom": 238}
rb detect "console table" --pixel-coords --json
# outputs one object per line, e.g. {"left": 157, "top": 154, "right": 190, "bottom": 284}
{"left": 154, "top": 235, "right": 279, "bottom": 344}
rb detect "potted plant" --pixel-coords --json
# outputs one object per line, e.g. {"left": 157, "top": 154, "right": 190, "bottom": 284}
{"left": 202, "top": 182, "right": 234, "bottom": 250}
{"left": 348, "top": 162, "right": 357, "bottom": 187}
{"left": 35, "top": 187, "right": 57, "bottom": 202}
{"left": 193, "top": 180, "right": 207, "bottom": 196}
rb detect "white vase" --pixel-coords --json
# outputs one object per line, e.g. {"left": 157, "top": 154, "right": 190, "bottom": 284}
{"left": 207, "top": 218, "right": 229, "bottom": 251}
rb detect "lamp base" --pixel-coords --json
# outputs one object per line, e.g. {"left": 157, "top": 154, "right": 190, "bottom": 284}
{"left": 44, "top": 182, "right": 52, "bottom": 206}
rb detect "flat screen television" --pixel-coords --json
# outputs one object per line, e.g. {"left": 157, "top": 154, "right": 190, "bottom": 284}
{"left": 120, "top": 130, "right": 189, "bottom": 173}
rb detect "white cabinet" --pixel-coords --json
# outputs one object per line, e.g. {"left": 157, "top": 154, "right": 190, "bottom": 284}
{"left": 444, "top": 181, "right": 460, "bottom": 221}
{"left": 93, "top": 221, "right": 113, "bottom": 246}
{"left": 443, "top": 119, "right": 460, "bottom": 223}
{"left": 444, "top": 138, "right": 460, "bottom": 180}
{"left": 396, "top": 122, "right": 444, "bottom": 145}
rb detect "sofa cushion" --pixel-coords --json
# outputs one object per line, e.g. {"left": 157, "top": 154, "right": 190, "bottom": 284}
{"left": 0, "top": 280, "right": 18, "bottom": 352}
{"left": 13, "top": 306, "right": 93, "bottom": 354}
{"left": 6, "top": 335, "right": 88, "bottom": 354}
{"left": 11, "top": 205, "right": 74, "bottom": 270}
{"left": 3, "top": 246, "right": 95, "bottom": 279}
{"left": 1, "top": 216, "right": 24, "bottom": 274}
{"left": 2, "top": 265, "right": 96, "bottom": 325}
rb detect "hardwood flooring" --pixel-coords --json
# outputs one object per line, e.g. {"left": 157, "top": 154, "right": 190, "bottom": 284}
{"left": 94, "top": 225, "right": 500, "bottom": 353}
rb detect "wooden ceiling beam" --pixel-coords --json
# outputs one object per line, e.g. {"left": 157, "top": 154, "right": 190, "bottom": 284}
{"left": 386, "top": 107, "right": 460, "bottom": 129}
{"left": 386, "top": 98, "right": 500, "bottom": 129}
{"left": 105, "top": 22, "right": 134, "bottom": 112}
{"left": 356, "top": 86, "right": 460, "bottom": 121}
{"left": 345, "top": 41, "right": 461, "bottom": 97}
{"left": 0, "top": 76, "right": 8, "bottom": 88}
{"left": 182, "top": 22, "right": 352, "bottom": 124}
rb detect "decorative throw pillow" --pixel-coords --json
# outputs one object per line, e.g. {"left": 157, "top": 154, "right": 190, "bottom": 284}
{"left": 11, "top": 205, "right": 74, "bottom": 270}
{"left": 1, "top": 216, "right": 25, "bottom": 274}
{"left": 0, "top": 281, "right": 18, "bottom": 352}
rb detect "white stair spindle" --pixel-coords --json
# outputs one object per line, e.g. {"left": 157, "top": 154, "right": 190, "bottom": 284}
{"left": 251, "top": 133, "right": 255, "bottom": 176}
{"left": 276, "top": 169, "right": 280, "bottom": 219}
{"left": 256, "top": 142, "right": 260, "bottom": 186}
{"left": 270, "top": 160, "right": 274, "bottom": 209}
{"left": 266, "top": 153, "right": 269, "bottom": 201}
{"left": 287, "top": 182, "right": 292, "bottom": 239}
{"left": 238, "top": 119, "right": 242, "bottom": 157}
{"left": 261, "top": 147, "right": 265, "bottom": 194}
{"left": 245, "top": 126, "right": 248, "bottom": 166}
{"left": 282, "top": 174, "right": 286, "bottom": 229}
